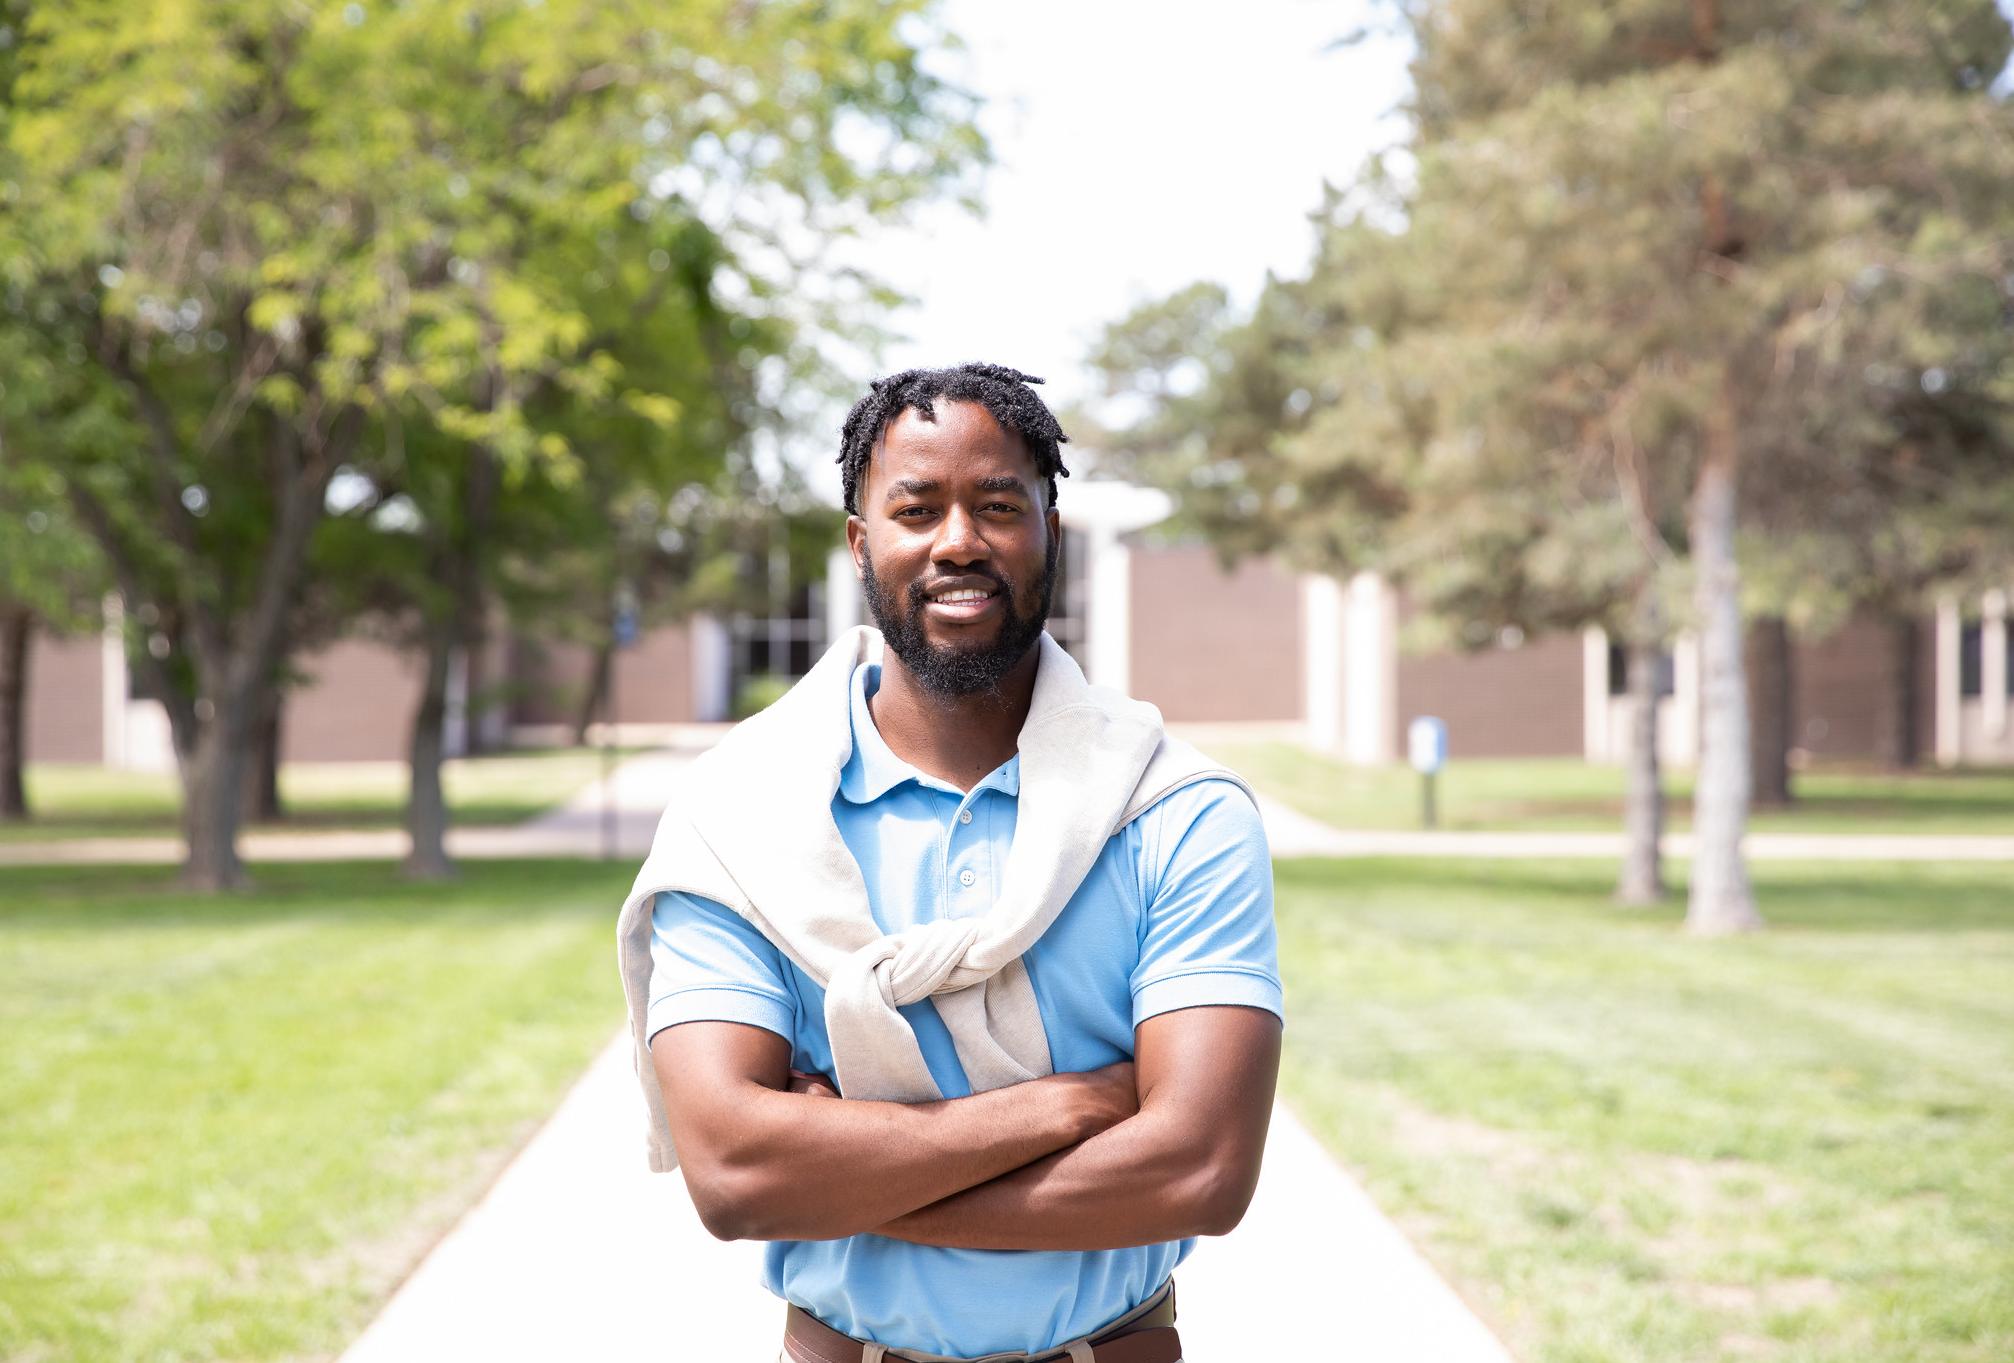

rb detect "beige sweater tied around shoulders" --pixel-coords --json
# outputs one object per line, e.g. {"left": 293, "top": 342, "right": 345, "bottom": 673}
{"left": 614, "top": 625, "right": 1250, "bottom": 1172}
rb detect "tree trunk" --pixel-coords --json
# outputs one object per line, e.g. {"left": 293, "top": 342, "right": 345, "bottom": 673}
{"left": 0, "top": 605, "right": 31, "bottom": 821}
{"left": 404, "top": 446, "right": 497, "bottom": 879}
{"left": 1616, "top": 591, "right": 1666, "bottom": 905}
{"left": 461, "top": 599, "right": 493, "bottom": 756}
{"left": 574, "top": 638, "right": 614, "bottom": 746}
{"left": 1874, "top": 613, "right": 1921, "bottom": 770}
{"left": 242, "top": 687, "right": 285, "bottom": 823}
{"left": 1745, "top": 614, "right": 1794, "bottom": 807}
{"left": 1686, "top": 408, "right": 1762, "bottom": 934}
{"left": 180, "top": 710, "right": 251, "bottom": 891}
{"left": 404, "top": 617, "right": 457, "bottom": 880}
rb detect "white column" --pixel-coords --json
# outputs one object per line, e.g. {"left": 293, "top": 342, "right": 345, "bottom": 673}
{"left": 1301, "top": 575, "right": 1345, "bottom": 751}
{"left": 1086, "top": 527, "right": 1132, "bottom": 693}
{"left": 1983, "top": 589, "right": 2008, "bottom": 741}
{"left": 824, "top": 545, "right": 860, "bottom": 644}
{"left": 1582, "top": 628, "right": 1610, "bottom": 762}
{"left": 1934, "top": 595, "right": 1962, "bottom": 767}
{"left": 1342, "top": 572, "right": 1397, "bottom": 766}
{"left": 690, "top": 613, "right": 732, "bottom": 723}
{"left": 1668, "top": 632, "right": 1701, "bottom": 768}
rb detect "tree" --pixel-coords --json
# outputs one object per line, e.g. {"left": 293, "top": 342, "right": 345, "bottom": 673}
{"left": 1108, "top": 0, "right": 2014, "bottom": 932}
{"left": 1094, "top": 1, "right": 2014, "bottom": 923}
{"left": 1088, "top": 226, "right": 1686, "bottom": 906}
{"left": 0, "top": 458, "right": 103, "bottom": 819}
{"left": 1395, "top": 0, "right": 2014, "bottom": 932}
{"left": 2, "top": 0, "right": 983, "bottom": 887}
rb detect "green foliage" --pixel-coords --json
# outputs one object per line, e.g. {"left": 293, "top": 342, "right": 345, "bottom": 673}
{"left": 1094, "top": 1, "right": 2014, "bottom": 639}
{"left": 732, "top": 672, "right": 796, "bottom": 719}
{"left": 0, "top": 440, "right": 102, "bottom": 630}
{"left": 0, "top": 0, "right": 984, "bottom": 873}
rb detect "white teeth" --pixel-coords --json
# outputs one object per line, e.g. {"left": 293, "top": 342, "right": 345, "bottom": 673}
{"left": 932, "top": 589, "right": 993, "bottom": 603}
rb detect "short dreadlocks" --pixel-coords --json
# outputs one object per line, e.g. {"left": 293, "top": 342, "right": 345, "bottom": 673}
{"left": 837, "top": 363, "right": 1071, "bottom": 516}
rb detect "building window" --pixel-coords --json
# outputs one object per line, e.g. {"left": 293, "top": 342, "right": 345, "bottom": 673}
{"left": 729, "top": 545, "right": 825, "bottom": 699}
{"left": 1045, "top": 526, "right": 1091, "bottom": 665}
{"left": 1957, "top": 621, "right": 2013, "bottom": 699}
{"left": 1606, "top": 641, "right": 1675, "bottom": 698}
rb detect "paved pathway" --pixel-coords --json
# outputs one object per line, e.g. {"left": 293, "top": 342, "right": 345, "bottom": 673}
{"left": 331, "top": 748, "right": 1516, "bottom": 1361}
{"left": 29, "top": 746, "right": 2008, "bottom": 1359}
{"left": 340, "top": 1029, "right": 1515, "bottom": 1363}
{"left": 0, "top": 750, "right": 693, "bottom": 868}
{"left": 1252, "top": 795, "right": 2014, "bottom": 861}
{"left": 8, "top": 768, "right": 2010, "bottom": 867}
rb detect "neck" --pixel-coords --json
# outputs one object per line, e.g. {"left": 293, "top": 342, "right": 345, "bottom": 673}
{"left": 868, "top": 642, "right": 1042, "bottom": 792}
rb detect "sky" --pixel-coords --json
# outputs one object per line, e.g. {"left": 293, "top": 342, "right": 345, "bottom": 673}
{"left": 800, "top": 0, "right": 1412, "bottom": 495}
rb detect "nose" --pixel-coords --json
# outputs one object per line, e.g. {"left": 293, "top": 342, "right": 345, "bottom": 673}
{"left": 931, "top": 503, "right": 990, "bottom": 565}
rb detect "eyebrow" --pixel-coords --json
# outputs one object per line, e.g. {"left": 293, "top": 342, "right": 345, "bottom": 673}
{"left": 883, "top": 475, "right": 1032, "bottom": 502}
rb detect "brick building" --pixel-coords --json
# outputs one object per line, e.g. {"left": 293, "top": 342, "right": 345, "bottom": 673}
{"left": 21, "top": 483, "right": 2014, "bottom": 771}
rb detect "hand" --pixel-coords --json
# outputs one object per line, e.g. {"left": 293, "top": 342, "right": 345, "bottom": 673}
{"left": 1055, "top": 1060, "right": 1139, "bottom": 1142}
{"left": 788, "top": 1068, "right": 841, "bottom": 1099}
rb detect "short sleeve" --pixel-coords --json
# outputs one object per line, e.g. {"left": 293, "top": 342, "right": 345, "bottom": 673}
{"left": 647, "top": 890, "right": 797, "bottom": 1044}
{"left": 1129, "top": 779, "right": 1284, "bottom": 1027}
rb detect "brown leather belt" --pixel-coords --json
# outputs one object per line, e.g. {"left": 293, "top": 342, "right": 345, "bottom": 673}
{"left": 782, "top": 1281, "right": 1180, "bottom": 1363}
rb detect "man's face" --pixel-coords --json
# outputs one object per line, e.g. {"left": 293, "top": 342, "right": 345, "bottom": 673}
{"left": 846, "top": 400, "right": 1061, "bottom": 697}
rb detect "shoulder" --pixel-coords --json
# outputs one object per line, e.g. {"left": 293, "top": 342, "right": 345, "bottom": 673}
{"left": 651, "top": 889, "right": 783, "bottom": 963}
{"left": 1133, "top": 776, "right": 1268, "bottom": 902}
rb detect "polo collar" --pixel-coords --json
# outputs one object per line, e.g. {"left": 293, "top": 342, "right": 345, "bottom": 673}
{"left": 838, "top": 660, "right": 1022, "bottom": 804}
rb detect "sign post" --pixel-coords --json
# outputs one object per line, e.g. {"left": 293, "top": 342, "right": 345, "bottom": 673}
{"left": 1408, "top": 716, "right": 1447, "bottom": 830}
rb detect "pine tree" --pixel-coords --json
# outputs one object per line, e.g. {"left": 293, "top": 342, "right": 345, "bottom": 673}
{"left": 1305, "top": 0, "right": 2014, "bottom": 932}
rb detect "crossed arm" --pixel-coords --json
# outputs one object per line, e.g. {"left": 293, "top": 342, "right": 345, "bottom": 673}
{"left": 651, "top": 1004, "right": 1281, "bottom": 1250}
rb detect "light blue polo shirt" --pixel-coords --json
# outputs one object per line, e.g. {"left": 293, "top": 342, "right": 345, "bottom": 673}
{"left": 647, "top": 659, "right": 1281, "bottom": 1356}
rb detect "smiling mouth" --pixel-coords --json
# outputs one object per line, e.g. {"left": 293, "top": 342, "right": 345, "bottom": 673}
{"left": 921, "top": 587, "right": 1003, "bottom": 622}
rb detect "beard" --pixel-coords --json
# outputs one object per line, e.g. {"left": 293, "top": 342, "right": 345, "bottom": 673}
{"left": 858, "top": 532, "right": 1059, "bottom": 698}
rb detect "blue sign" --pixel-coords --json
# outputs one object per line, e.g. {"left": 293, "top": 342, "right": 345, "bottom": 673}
{"left": 1408, "top": 716, "right": 1448, "bottom": 774}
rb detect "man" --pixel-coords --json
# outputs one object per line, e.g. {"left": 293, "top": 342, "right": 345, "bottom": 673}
{"left": 614, "top": 364, "right": 1282, "bottom": 1362}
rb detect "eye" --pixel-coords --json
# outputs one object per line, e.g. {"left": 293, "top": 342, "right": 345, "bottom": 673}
{"left": 986, "top": 503, "right": 1021, "bottom": 514}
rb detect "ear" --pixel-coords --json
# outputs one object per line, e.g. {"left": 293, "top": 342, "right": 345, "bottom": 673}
{"left": 845, "top": 514, "right": 866, "bottom": 573}
{"left": 1046, "top": 505, "right": 1060, "bottom": 546}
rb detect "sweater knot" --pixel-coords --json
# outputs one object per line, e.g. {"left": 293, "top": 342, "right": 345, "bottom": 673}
{"left": 858, "top": 918, "right": 986, "bottom": 1009}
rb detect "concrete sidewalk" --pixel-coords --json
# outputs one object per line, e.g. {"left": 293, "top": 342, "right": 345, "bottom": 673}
{"left": 339, "top": 1030, "right": 1516, "bottom": 1363}
{"left": 334, "top": 748, "right": 1516, "bottom": 1361}
{"left": 26, "top": 746, "right": 2003, "bottom": 1358}
{"left": 0, "top": 750, "right": 694, "bottom": 868}
{"left": 7, "top": 763, "right": 2009, "bottom": 868}
{"left": 1252, "top": 794, "right": 2014, "bottom": 861}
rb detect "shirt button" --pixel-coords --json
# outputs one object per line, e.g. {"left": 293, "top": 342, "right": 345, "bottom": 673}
{"left": 958, "top": 809, "right": 973, "bottom": 825}
{"left": 958, "top": 869, "right": 976, "bottom": 888}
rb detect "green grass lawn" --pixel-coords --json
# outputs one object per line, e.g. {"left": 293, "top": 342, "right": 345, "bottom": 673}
{"left": 4, "top": 747, "right": 641, "bottom": 844}
{"left": 1208, "top": 742, "right": 2014, "bottom": 836}
{"left": 0, "top": 859, "right": 633, "bottom": 1363}
{"left": 1274, "top": 856, "right": 2014, "bottom": 1363}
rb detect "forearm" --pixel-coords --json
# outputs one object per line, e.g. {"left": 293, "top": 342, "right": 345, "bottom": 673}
{"left": 873, "top": 1106, "right": 1246, "bottom": 1251}
{"left": 875, "top": 1007, "right": 1284, "bottom": 1251}
{"left": 681, "top": 1075, "right": 1095, "bottom": 1242}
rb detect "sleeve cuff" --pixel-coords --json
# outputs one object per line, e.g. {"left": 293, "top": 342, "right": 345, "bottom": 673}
{"left": 647, "top": 985, "right": 795, "bottom": 1043}
{"left": 1132, "top": 968, "right": 1285, "bottom": 1028}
